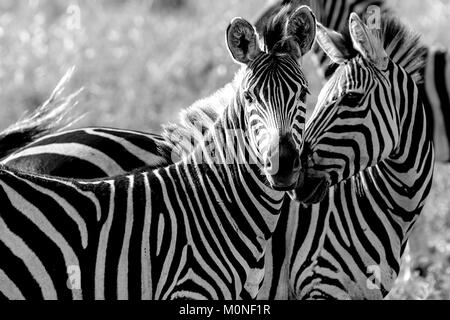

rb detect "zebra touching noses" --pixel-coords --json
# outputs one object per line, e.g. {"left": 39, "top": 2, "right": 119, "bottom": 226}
{"left": 0, "top": 7, "right": 316, "bottom": 300}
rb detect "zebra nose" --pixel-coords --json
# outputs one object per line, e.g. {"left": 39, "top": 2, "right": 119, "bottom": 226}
{"left": 276, "top": 143, "right": 301, "bottom": 175}
{"left": 264, "top": 135, "right": 301, "bottom": 189}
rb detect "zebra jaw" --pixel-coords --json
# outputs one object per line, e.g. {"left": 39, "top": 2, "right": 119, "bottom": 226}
{"left": 288, "top": 173, "right": 330, "bottom": 204}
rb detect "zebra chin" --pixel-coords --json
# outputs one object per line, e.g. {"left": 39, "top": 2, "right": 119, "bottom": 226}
{"left": 265, "top": 166, "right": 302, "bottom": 191}
{"left": 288, "top": 172, "right": 330, "bottom": 204}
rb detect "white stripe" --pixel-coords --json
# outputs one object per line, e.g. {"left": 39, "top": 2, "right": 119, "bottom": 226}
{"left": 82, "top": 128, "right": 170, "bottom": 167}
{"left": 0, "top": 267, "right": 25, "bottom": 299}
{"left": 17, "top": 177, "right": 88, "bottom": 249}
{"left": 117, "top": 175, "right": 135, "bottom": 300}
{"left": 141, "top": 174, "right": 152, "bottom": 299}
{"left": 95, "top": 181, "right": 115, "bottom": 299}
{"left": 0, "top": 180, "right": 81, "bottom": 299}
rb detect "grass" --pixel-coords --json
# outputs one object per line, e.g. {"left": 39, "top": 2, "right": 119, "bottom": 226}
{"left": 0, "top": 0, "right": 449, "bottom": 299}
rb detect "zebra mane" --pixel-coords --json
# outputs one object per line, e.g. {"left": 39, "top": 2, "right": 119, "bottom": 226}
{"left": 160, "top": 3, "right": 303, "bottom": 155}
{"left": 340, "top": 13, "right": 428, "bottom": 83}
{"left": 379, "top": 15, "right": 427, "bottom": 83}
{"left": 161, "top": 70, "right": 243, "bottom": 155}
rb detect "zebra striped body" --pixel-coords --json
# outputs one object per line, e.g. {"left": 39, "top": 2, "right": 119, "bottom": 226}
{"left": 279, "top": 13, "right": 434, "bottom": 299}
{"left": 0, "top": 151, "right": 283, "bottom": 299}
{"left": 0, "top": 9, "right": 316, "bottom": 299}
{"left": 0, "top": 140, "right": 287, "bottom": 299}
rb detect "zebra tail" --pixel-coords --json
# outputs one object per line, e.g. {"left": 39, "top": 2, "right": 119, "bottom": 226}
{"left": 0, "top": 67, "right": 84, "bottom": 159}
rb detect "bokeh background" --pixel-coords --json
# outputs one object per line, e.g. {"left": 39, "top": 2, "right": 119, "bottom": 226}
{"left": 0, "top": 0, "right": 449, "bottom": 299}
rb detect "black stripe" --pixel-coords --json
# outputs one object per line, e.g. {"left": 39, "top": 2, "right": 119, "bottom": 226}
{"left": 104, "top": 178, "right": 129, "bottom": 299}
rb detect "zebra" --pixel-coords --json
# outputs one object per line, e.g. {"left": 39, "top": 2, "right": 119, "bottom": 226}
{"left": 5, "top": 0, "right": 448, "bottom": 171}
{"left": 254, "top": 0, "right": 450, "bottom": 163}
{"left": 263, "top": 12, "right": 434, "bottom": 299}
{"left": 0, "top": 8, "right": 316, "bottom": 299}
{"left": 0, "top": 3, "right": 435, "bottom": 299}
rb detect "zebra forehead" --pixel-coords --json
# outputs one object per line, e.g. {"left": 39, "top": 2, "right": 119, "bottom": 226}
{"left": 246, "top": 54, "right": 308, "bottom": 95}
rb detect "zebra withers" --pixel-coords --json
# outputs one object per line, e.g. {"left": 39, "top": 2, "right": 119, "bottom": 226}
{"left": 0, "top": 8, "right": 316, "bottom": 300}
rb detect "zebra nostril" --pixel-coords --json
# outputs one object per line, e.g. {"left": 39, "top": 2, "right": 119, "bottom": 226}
{"left": 264, "top": 154, "right": 272, "bottom": 171}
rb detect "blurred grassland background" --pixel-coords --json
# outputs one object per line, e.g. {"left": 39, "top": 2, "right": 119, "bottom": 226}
{"left": 0, "top": 0, "right": 449, "bottom": 299}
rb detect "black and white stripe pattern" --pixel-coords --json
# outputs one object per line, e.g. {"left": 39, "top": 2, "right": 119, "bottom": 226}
{"left": 254, "top": 0, "right": 385, "bottom": 79}
{"left": 0, "top": 12, "right": 314, "bottom": 300}
{"left": 260, "top": 12, "right": 435, "bottom": 299}
{"left": 256, "top": 0, "right": 450, "bottom": 163}
{"left": 0, "top": 3, "right": 439, "bottom": 300}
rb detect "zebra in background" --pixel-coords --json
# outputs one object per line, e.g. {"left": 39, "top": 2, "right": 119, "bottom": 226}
{"left": 255, "top": 0, "right": 450, "bottom": 163}
{"left": 0, "top": 8, "right": 317, "bottom": 299}
{"left": 261, "top": 12, "right": 434, "bottom": 299}
{"left": 254, "top": 0, "right": 386, "bottom": 80}
{"left": 0, "top": 1, "right": 315, "bottom": 179}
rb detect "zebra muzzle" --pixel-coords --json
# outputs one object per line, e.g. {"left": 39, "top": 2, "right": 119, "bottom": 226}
{"left": 264, "top": 135, "right": 302, "bottom": 191}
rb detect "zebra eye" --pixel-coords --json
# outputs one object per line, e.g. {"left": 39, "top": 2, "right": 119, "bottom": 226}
{"left": 243, "top": 91, "right": 254, "bottom": 104}
{"left": 340, "top": 92, "right": 364, "bottom": 106}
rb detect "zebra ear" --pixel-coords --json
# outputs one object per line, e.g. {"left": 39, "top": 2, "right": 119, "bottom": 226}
{"left": 284, "top": 5, "right": 317, "bottom": 58}
{"left": 348, "top": 13, "right": 388, "bottom": 69}
{"left": 227, "top": 18, "right": 262, "bottom": 65}
{"left": 315, "top": 23, "right": 351, "bottom": 64}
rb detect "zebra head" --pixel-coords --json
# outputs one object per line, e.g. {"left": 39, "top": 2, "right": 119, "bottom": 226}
{"left": 294, "top": 13, "right": 427, "bottom": 203}
{"left": 226, "top": 6, "right": 316, "bottom": 191}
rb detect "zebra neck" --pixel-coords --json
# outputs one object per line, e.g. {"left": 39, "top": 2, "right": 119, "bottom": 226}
{"left": 181, "top": 102, "right": 285, "bottom": 238}
{"left": 362, "top": 95, "right": 434, "bottom": 227}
